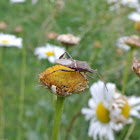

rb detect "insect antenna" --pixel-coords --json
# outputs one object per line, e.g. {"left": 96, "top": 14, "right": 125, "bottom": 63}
{"left": 91, "top": 70, "right": 108, "bottom": 91}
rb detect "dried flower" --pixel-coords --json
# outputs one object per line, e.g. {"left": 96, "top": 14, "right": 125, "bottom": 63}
{"left": 133, "top": 57, "right": 140, "bottom": 77}
{"left": 116, "top": 35, "right": 140, "bottom": 51}
{"left": 57, "top": 34, "right": 80, "bottom": 46}
{"left": 46, "top": 32, "right": 58, "bottom": 40}
{"left": 124, "top": 35, "right": 140, "bottom": 48}
{"left": 0, "top": 22, "right": 7, "bottom": 30}
{"left": 39, "top": 65, "right": 88, "bottom": 97}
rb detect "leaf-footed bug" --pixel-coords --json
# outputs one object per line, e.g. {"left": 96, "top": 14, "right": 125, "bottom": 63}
{"left": 44, "top": 51, "right": 108, "bottom": 91}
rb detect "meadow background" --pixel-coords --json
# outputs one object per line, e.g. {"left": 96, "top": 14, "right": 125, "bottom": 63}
{"left": 0, "top": 0, "right": 140, "bottom": 140}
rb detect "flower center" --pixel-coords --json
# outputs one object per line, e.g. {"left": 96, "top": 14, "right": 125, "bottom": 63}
{"left": 1, "top": 40, "right": 9, "bottom": 44}
{"left": 121, "top": 100, "right": 130, "bottom": 119}
{"left": 96, "top": 102, "right": 110, "bottom": 123}
{"left": 46, "top": 51, "right": 54, "bottom": 56}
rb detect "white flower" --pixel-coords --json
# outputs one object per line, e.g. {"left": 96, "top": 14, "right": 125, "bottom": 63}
{"left": 127, "top": 96, "right": 140, "bottom": 118}
{"left": 57, "top": 34, "right": 80, "bottom": 46}
{"left": 32, "top": 0, "right": 38, "bottom": 5}
{"left": 109, "top": 93, "right": 140, "bottom": 125}
{"left": 0, "top": 33, "right": 22, "bottom": 48}
{"left": 82, "top": 81, "right": 140, "bottom": 140}
{"left": 107, "top": 0, "right": 140, "bottom": 10}
{"left": 81, "top": 81, "right": 121, "bottom": 140}
{"left": 116, "top": 36, "right": 130, "bottom": 51}
{"left": 34, "top": 43, "right": 65, "bottom": 63}
{"left": 128, "top": 12, "right": 140, "bottom": 21}
{"left": 10, "top": 0, "right": 26, "bottom": 3}
{"left": 121, "top": 0, "right": 140, "bottom": 8}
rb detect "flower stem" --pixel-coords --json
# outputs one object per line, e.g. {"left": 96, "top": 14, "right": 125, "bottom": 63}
{"left": 65, "top": 111, "right": 81, "bottom": 140}
{"left": 124, "top": 119, "right": 136, "bottom": 140}
{"left": 122, "top": 48, "right": 133, "bottom": 95}
{"left": 17, "top": 46, "right": 26, "bottom": 140}
{"left": 52, "top": 96, "right": 65, "bottom": 140}
{"left": 0, "top": 47, "right": 4, "bottom": 139}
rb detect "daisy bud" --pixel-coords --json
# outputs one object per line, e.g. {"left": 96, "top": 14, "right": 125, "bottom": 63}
{"left": 39, "top": 65, "right": 88, "bottom": 97}
{"left": 46, "top": 32, "right": 58, "bottom": 40}
{"left": 0, "top": 22, "right": 7, "bottom": 30}
{"left": 14, "top": 26, "right": 23, "bottom": 33}
{"left": 93, "top": 41, "right": 101, "bottom": 48}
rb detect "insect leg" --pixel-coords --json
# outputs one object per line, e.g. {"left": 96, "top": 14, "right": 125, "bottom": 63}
{"left": 85, "top": 73, "right": 94, "bottom": 79}
{"left": 92, "top": 70, "right": 108, "bottom": 91}
{"left": 79, "top": 72, "right": 87, "bottom": 80}
{"left": 43, "top": 69, "right": 76, "bottom": 77}
{"left": 59, "top": 51, "right": 72, "bottom": 59}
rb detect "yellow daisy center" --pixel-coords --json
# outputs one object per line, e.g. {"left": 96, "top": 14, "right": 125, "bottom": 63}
{"left": 121, "top": 99, "right": 130, "bottom": 119}
{"left": 1, "top": 40, "right": 9, "bottom": 44}
{"left": 46, "top": 51, "right": 54, "bottom": 56}
{"left": 96, "top": 102, "right": 110, "bottom": 123}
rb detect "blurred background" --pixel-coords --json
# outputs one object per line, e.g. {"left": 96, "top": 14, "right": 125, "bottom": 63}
{"left": 0, "top": 0, "right": 140, "bottom": 140}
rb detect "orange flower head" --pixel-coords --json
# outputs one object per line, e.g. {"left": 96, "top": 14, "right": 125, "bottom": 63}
{"left": 39, "top": 65, "right": 88, "bottom": 97}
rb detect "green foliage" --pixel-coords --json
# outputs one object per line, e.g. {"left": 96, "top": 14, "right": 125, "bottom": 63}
{"left": 0, "top": 0, "right": 140, "bottom": 140}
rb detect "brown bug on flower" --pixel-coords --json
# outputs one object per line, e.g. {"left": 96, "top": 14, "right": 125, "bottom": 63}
{"left": 54, "top": 52, "right": 107, "bottom": 90}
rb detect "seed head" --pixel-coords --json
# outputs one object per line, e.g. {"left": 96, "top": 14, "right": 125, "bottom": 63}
{"left": 133, "top": 58, "right": 140, "bottom": 77}
{"left": 124, "top": 35, "right": 140, "bottom": 49}
{"left": 39, "top": 65, "right": 88, "bottom": 97}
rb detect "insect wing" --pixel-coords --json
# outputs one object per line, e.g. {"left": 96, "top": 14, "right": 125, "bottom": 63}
{"left": 56, "top": 59, "right": 74, "bottom": 67}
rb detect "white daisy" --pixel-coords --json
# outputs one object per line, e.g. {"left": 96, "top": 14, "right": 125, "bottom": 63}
{"left": 0, "top": 33, "right": 22, "bottom": 48}
{"left": 107, "top": 0, "right": 140, "bottom": 10}
{"left": 32, "top": 0, "right": 38, "bottom": 5}
{"left": 128, "top": 12, "right": 140, "bottom": 21}
{"left": 82, "top": 81, "right": 140, "bottom": 140}
{"left": 10, "top": 0, "right": 26, "bottom": 3}
{"left": 121, "top": 0, "right": 140, "bottom": 8}
{"left": 116, "top": 36, "right": 130, "bottom": 51}
{"left": 81, "top": 81, "right": 121, "bottom": 140}
{"left": 109, "top": 93, "right": 140, "bottom": 125}
{"left": 34, "top": 43, "right": 65, "bottom": 63}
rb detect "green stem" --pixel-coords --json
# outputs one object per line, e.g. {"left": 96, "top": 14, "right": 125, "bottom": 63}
{"left": 0, "top": 47, "right": 4, "bottom": 139}
{"left": 124, "top": 120, "right": 136, "bottom": 140}
{"left": 52, "top": 97, "right": 65, "bottom": 140}
{"left": 122, "top": 48, "right": 133, "bottom": 95}
{"left": 17, "top": 45, "right": 26, "bottom": 140}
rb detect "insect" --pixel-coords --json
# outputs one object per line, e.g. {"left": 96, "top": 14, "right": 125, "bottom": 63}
{"left": 43, "top": 51, "right": 106, "bottom": 90}
{"left": 55, "top": 52, "right": 107, "bottom": 90}
{"left": 56, "top": 52, "right": 99, "bottom": 78}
